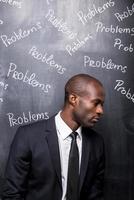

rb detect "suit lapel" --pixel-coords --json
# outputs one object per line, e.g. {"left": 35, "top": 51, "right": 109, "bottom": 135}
{"left": 79, "top": 128, "right": 90, "bottom": 191}
{"left": 45, "top": 116, "right": 62, "bottom": 188}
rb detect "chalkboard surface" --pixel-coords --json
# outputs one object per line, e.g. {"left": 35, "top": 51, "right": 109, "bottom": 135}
{"left": 0, "top": 0, "right": 134, "bottom": 199}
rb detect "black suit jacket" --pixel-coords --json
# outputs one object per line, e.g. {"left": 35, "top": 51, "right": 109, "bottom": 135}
{"left": 2, "top": 116, "right": 105, "bottom": 200}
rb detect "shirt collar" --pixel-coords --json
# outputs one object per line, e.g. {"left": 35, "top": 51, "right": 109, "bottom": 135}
{"left": 55, "top": 111, "right": 82, "bottom": 140}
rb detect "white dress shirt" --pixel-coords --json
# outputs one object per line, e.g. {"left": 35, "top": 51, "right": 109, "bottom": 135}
{"left": 55, "top": 111, "right": 82, "bottom": 200}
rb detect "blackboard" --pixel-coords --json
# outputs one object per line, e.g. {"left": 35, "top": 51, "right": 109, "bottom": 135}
{"left": 0, "top": 0, "right": 134, "bottom": 199}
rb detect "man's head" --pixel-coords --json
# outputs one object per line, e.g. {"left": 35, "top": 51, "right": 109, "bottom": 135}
{"left": 62, "top": 74, "right": 105, "bottom": 128}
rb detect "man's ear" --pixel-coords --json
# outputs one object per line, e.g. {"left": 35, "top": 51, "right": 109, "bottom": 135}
{"left": 68, "top": 93, "right": 79, "bottom": 106}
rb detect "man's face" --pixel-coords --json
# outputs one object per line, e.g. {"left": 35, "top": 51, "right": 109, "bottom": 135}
{"left": 72, "top": 83, "right": 105, "bottom": 128}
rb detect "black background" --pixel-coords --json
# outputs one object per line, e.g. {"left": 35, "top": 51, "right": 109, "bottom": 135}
{"left": 0, "top": 0, "right": 134, "bottom": 199}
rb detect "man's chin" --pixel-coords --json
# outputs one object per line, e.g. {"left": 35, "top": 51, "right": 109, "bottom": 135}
{"left": 82, "top": 121, "right": 95, "bottom": 128}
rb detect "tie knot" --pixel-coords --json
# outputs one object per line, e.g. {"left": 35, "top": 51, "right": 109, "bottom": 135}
{"left": 70, "top": 132, "right": 78, "bottom": 140}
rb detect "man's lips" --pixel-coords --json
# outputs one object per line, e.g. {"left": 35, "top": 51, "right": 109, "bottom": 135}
{"left": 91, "top": 117, "right": 100, "bottom": 122}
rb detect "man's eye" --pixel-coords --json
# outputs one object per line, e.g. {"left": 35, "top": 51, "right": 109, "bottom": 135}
{"left": 94, "top": 102, "right": 99, "bottom": 106}
{"left": 94, "top": 101, "right": 103, "bottom": 107}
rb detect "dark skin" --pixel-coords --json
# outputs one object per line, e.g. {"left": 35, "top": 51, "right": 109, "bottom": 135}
{"left": 60, "top": 79, "right": 105, "bottom": 131}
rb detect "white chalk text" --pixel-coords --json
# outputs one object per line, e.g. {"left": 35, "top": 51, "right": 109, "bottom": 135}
{"left": 66, "top": 33, "right": 93, "bottom": 56}
{"left": 45, "top": 9, "right": 77, "bottom": 39}
{"left": 114, "top": 3, "right": 134, "bottom": 22}
{"left": 114, "top": 80, "right": 134, "bottom": 103}
{"left": 1, "top": 22, "right": 42, "bottom": 47}
{"left": 84, "top": 56, "right": 127, "bottom": 73}
{"left": 96, "top": 21, "right": 134, "bottom": 36}
{"left": 29, "top": 46, "right": 66, "bottom": 74}
{"left": 7, "top": 111, "right": 49, "bottom": 127}
{"left": 77, "top": 0, "right": 115, "bottom": 25}
{"left": 0, "top": 0, "right": 22, "bottom": 8}
{"left": 7, "top": 63, "right": 51, "bottom": 93}
{"left": 114, "top": 38, "right": 133, "bottom": 53}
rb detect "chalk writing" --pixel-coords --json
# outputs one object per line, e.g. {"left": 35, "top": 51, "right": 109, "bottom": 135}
{"left": 77, "top": 0, "right": 115, "bottom": 25}
{"left": 0, "top": 81, "right": 7, "bottom": 103}
{"left": 96, "top": 21, "right": 134, "bottom": 36}
{"left": 1, "top": 22, "right": 42, "bottom": 47}
{"left": 29, "top": 46, "right": 66, "bottom": 74}
{"left": 84, "top": 56, "right": 127, "bottom": 73}
{"left": 0, "top": 19, "right": 3, "bottom": 25}
{"left": 0, "top": 81, "right": 8, "bottom": 90}
{"left": 7, "top": 63, "right": 51, "bottom": 93}
{"left": 114, "top": 80, "right": 134, "bottom": 104}
{"left": 66, "top": 33, "right": 93, "bottom": 56}
{"left": 0, "top": 98, "right": 3, "bottom": 102}
{"left": 46, "top": 0, "right": 53, "bottom": 5}
{"left": 7, "top": 111, "right": 49, "bottom": 127}
{"left": 114, "top": 3, "right": 134, "bottom": 22}
{"left": 0, "top": 0, "right": 22, "bottom": 8}
{"left": 0, "top": 64, "right": 5, "bottom": 78}
{"left": 0, "top": 64, "right": 8, "bottom": 103}
{"left": 45, "top": 9, "right": 77, "bottom": 39}
{"left": 0, "top": 81, "right": 8, "bottom": 102}
{"left": 114, "top": 38, "right": 133, "bottom": 53}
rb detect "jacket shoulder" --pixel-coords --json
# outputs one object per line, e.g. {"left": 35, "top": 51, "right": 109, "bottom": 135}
{"left": 82, "top": 127, "right": 103, "bottom": 141}
{"left": 82, "top": 127, "right": 105, "bottom": 153}
{"left": 14, "top": 115, "right": 55, "bottom": 139}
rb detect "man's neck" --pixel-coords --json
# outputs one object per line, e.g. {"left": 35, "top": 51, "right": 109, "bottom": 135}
{"left": 60, "top": 109, "right": 80, "bottom": 131}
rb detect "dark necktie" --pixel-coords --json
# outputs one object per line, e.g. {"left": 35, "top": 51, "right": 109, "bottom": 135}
{"left": 66, "top": 132, "right": 79, "bottom": 200}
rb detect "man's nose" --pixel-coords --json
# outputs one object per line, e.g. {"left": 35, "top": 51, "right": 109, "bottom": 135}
{"left": 96, "top": 105, "right": 104, "bottom": 115}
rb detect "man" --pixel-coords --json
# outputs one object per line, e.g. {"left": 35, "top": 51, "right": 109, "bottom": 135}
{"left": 2, "top": 73, "right": 105, "bottom": 200}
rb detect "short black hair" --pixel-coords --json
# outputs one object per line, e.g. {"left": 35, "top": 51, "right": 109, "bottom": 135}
{"left": 64, "top": 73, "right": 103, "bottom": 103}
